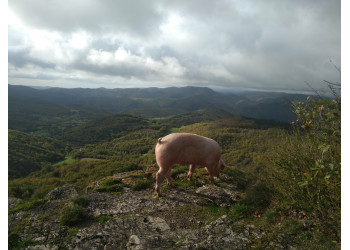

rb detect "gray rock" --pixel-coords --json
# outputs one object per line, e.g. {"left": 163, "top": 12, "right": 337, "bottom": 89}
{"left": 46, "top": 184, "right": 78, "bottom": 201}
{"left": 126, "top": 235, "right": 143, "bottom": 250}
{"left": 8, "top": 170, "right": 301, "bottom": 249}
{"left": 195, "top": 183, "right": 241, "bottom": 207}
{"left": 144, "top": 216, "right": 170, "bottom": 232}
{"left": 8, "top": 197, "right": 21, "bottom": 210}
{"left": 25, "top": 245, "right": 59, "bottom": 250}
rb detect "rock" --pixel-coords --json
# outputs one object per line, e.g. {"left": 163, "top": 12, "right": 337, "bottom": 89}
{"left": 46, "top": 184, "right": 78, "bottom": 201}
{"left": 9, "top": 169, "right": 302, "bottom": 249}
{"left": 196, "top": 184, "right": 234, "bottom": 206}
{"left": 25, "top": 245, "right": 59, "bottom": 250}
{"left": 126, "top": 235, "right": 142, "bottom": 250}
{"left": 144, "top": 216, "right": 170, "bottom": 232}
{"left": 8, "top": 197, "right": 21, "bottom": 210}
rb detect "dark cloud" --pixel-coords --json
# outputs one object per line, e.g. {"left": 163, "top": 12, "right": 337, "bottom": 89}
{"left": 8, "top": 48, "right": 56, "bottom": 69}
{"left": 8, "top": 0, "right": 341, "bottom": 92}
{"left": 9, "top": 0, "right": 165, "bottom": 36}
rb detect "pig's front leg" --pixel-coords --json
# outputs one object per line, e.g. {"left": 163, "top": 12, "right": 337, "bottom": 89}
{"left": 187, "top": 164, "right": 196, "bottom": 181}
{"left": 205, "top": 166, "right": 216, "bottom": 184}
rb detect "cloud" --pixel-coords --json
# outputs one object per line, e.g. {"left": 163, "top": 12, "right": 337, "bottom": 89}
{"left": 74, "top": 48, "right": 187, "bottom": 80}
{"left": 8, "top": 47, "right": 56, "bottom": 69}
{"left": 8, "top": 0, "right": 341, "bottom": 92}
{"left": 8, "top": 0, "right": 165, "bottom": 36}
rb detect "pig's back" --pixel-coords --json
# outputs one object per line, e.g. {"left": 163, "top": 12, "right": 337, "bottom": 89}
{"left": 156, "top": 133, "right": 220, "bottom": 166}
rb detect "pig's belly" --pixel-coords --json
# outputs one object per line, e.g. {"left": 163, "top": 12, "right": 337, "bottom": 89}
{"left": 176, "top": 157, "right": 206, "bottom": 166}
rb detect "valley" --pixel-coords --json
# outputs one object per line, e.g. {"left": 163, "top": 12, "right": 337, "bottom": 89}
{"left": 8, "top": 85, "right": 340, "bottom": 249}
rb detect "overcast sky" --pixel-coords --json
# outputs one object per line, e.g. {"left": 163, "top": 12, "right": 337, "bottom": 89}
{"left": 8, "top": 0, "right": 341, "bottom": 93}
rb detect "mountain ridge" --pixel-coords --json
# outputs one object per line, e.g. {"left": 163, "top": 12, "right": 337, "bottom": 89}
{"left": 9, "top": 84, "right": 309, "bottom": 124}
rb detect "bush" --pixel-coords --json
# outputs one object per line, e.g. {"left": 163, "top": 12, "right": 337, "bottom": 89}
{"left": 74, "top": 196, "right": 90, "bottom": 207}
{"left": 273, "top": 95, "right": 340, "bottom": 240}
{"left": 8, "top": 233, "right": 20, "bottom": 249}
{"left": 60, "top": 205, "right": 89, "bottom": 226}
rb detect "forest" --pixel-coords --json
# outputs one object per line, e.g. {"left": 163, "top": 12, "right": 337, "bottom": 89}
{"left": 8, "top": 85, "right": 340, "bottom": 248}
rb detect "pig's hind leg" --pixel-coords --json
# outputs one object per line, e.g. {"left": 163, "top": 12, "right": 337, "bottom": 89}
{"left": 165, "top": 168, "right": 174, "bottom": 187}
{"left": 187, "top": 164, "right": 196, "bottom": 181}
{"left": 155, "top": 168, "right": 167, "bottom": 196}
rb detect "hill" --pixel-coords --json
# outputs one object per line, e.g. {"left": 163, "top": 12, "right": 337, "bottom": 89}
{"left": 8, "top": 130, "right": 66, "bottom": 179}
{"left": 8, "top": 85, "right": 308, "bottom": 132}
{"left": 63, "top": 114, "right": 153, "bottom": 146}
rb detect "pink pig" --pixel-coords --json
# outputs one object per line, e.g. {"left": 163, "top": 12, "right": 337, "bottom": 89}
{"left": 155, "top": 133, "right": 225, "bottom": 196}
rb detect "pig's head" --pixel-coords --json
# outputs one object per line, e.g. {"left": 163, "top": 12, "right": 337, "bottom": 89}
{"left": 213, "top": 159, "right": 226, "bottom": 177}
{"left": 220, "top": 159, "right": 226, "bottom": 171}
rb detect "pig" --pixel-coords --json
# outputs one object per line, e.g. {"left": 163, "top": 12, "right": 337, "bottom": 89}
{"left": 154, "top": 133, "right": 226, "bottom": 196}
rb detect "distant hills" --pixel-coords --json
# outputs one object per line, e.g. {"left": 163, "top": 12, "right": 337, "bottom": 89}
{"left": 8, "top": 84, "right": 309, "bottom": 125}
{"left": 8, "top": 129, "right": 66, "bottom": 179}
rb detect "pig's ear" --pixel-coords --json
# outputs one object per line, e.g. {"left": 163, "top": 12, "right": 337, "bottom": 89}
{"left": 220, "top": 159, "right": 226, "bottom": 170}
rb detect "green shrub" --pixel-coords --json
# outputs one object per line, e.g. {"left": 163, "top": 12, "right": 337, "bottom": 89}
{"left": 60, "top": 205, "right": 89, "bottom": 226}
{"left": 273, "top": 95, "right": 341, "bottom": 241}
{"left": 132, "top": 179, "right": 152, "bottom": 191}
{"left": 8, "top": 233, "right": 20, "bottom": 249}
{"left": 74, "top": 196, "right": 90, "bottom": 207}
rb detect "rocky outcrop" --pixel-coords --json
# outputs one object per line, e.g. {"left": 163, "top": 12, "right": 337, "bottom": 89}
{"left": 46, "top": 184, "right": 79, "bottom": 201}
{"left": 8, "top": 171, "right": 300, "bottom": 249}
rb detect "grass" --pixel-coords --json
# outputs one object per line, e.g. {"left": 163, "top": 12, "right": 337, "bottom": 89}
{"left": 176, "top": 204, "right": 227, "bottom": 225}
{"left": 95, "top": 184, "right": 123, "bottom": 193}
{"left": 95, "top": 178, "right": 124, "bottom": 193}
{"left": 9, "top": 199, "right": 46, "bottom": 214}
{"left": 97, "top": 215, "right": 113, "bottom": 225}
{"left": 53, "top": 156, "right": 75, "bottom": 166}
{"left": 132, "top": 179, "right": 152, "bottom": 191}
{"left": 170, "top": 165, "right": 188, "bottom": 178}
